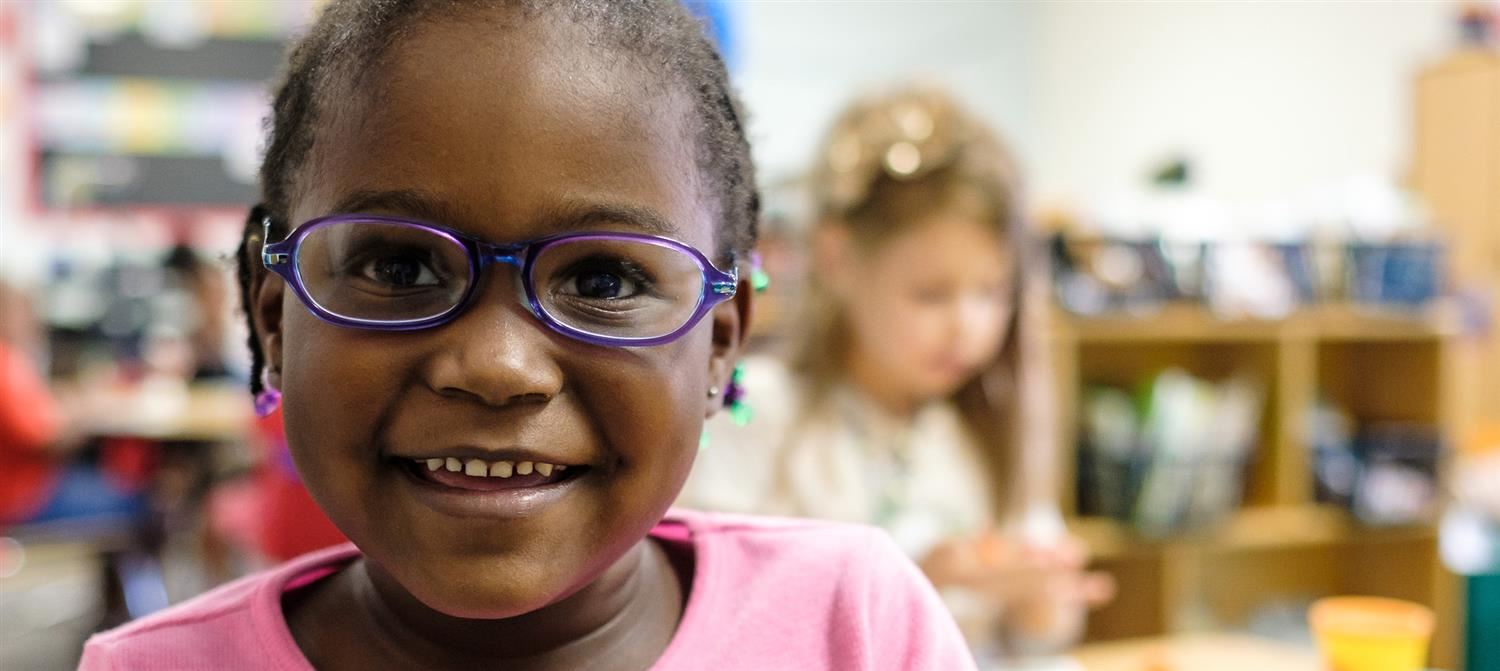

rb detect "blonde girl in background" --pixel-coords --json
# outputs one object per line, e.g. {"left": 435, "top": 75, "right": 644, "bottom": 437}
{"left": 681, "top": 86, "right": 1114, "bottom": 658}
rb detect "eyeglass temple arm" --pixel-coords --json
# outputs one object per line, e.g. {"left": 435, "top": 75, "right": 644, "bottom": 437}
{"left": 706, "top": 248, "right": 740, "bottom": 296}
{"left": 262, "top": 218, "right": 291, "bottom": 268}
{"left": 710, "top": 271, "right": 738, "bottom": 296}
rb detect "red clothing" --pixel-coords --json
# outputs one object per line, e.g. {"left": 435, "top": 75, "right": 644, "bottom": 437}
{"left": 0, "top": 343, "right": 61, "bottom": 523}
{"left": 212, "top": 410, "right": 346, "bottom": 561}
{"left": 252, "top": 457, "right": 347, "bottom": 561}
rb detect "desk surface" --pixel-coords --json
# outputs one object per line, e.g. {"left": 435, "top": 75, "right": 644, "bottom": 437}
{"left": 1073, "top": 633, "right": 1319, "bottom": 671}
{"left": 75, "top": 382, "right": 250, "bottom": 442}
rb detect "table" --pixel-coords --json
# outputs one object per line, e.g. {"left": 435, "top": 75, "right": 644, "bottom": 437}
{"left": 1072, "top": 633, "right": 1320, "bottom": 671}
{"left": 72, "top": 381, "right": 251, "bottom": 443}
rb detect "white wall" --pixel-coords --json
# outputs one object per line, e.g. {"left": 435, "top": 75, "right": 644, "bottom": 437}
{"left": 1030, "top": 1, "right": 1454, "bottom": 209}
{"left": 734, "top": 1, "right": 1038, "bottom": 184}
{"left": 734, "top": 1, "right": 1459, "bottom": 223}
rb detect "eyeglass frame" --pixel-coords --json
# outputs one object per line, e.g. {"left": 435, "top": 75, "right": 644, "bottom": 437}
{"left": 260, "top": 213, "right": 739, "bottom": 348}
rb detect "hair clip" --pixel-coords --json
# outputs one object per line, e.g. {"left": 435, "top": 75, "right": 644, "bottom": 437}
{"left": 814, "top": 85, "right": 968, "bottom": 216}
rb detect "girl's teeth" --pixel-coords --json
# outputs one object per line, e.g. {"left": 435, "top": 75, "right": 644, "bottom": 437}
{"left": 414, "top": 458, "right": 568, "bottom": 479}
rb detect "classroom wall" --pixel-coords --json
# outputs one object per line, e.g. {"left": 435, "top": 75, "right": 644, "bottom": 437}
{"left": 0, "top": 2, "right": 1471, "bottom": 246}
{"left": 733, "top": 1, "right": 1039, "bottom": 185}
{"left": 1028, "top": 2, "right": 1453, "bottom": 207}
{"left": 0, "top": 4, "right": 31, "bottom": 284}
{"left": 735, "top": 1, "right": 1458, "bottom": 217}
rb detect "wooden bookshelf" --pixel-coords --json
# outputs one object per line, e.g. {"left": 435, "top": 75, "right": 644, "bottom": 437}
{"left": 1412, "top": 49, "right": 1500, "bottom": 438}
{"left": 1059, "top": 303, "right": 1461, "bottom": 344}
{"left": 1052, "top": 303, "right": 1463, "bottom": 668}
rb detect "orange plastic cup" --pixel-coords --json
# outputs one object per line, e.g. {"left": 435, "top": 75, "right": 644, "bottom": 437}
{"left": 1309, "top": 596, "right": 1434, "bottom": 671}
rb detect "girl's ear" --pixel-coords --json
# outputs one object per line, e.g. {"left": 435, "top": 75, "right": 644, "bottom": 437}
{"left": 250, "top": 262, "right": 287, "bottom": 390}
{"left": 811, "top": 222, "right": 857, "bottom": 300}
{"left": 705, "top": 276, "right": 753, "bottom": 418}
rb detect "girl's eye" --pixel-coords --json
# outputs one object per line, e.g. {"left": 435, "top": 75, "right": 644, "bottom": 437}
{"left": 573, "top": 271, "right": 631, "bottom": 299}
{"left": 361, "top": 255, "right": 440, "bottom": 288}
{"left": 976, "top": 283, "right": 1009, "bottom": 302}
{"left": 558, "top": 259, "right": 653, "bottom": 301}
{"left": 566, "top": 270, "right": 643, "bottom": 300}
{"left": 912, "top": 287, "right": 952, "bottom": 305}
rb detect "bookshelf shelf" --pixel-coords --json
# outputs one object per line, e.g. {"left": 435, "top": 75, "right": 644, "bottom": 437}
{"left": 1071, "top": 506, "right": 1438, "bottom": 562}
{"left": 1052, "top": 303, "right": 1462, "bottom": 666}
{"left": 1055, "top": 303, "right": 1458, "bottom": 344}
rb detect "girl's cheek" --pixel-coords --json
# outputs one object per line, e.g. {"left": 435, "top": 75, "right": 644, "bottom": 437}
{"left": 962, "top": 299, "right": 1006, "bottom": 339}
{"left": 957, "top": 307, "right": 1007, "bottom": 362}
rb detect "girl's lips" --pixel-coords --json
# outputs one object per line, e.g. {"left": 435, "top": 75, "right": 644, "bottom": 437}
{"left": 395, "top": 459, "right": 590, "bottom": 519}
{"left": 930, "top": 356, "right": 981, "bottom": 379}
{"left": 411, "top": 459, "right": 572, "bottom": 491}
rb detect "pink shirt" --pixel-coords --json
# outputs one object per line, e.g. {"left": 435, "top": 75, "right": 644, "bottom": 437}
{"left": 81, "top": 509, "right": 976, "bottom": 670}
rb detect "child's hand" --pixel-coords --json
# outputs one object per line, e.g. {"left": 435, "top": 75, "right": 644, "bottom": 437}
{"left": 921, "top": 532, "right": 1113, "bottom": 605}
{"left": 922, "top": 531, "right": 1116, "bottom": 651}
{"left": 918, "top": 534, "right": 989, "bottom": 590}
{"left": 970, "top": 533, "right": 1114, "bottom": 608}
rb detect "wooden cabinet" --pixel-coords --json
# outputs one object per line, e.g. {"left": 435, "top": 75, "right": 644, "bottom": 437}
{"left": 1052, "top": 305, "right": 1464, "bottom": 668}
{"left": 1413, "top": 50, "right": 1500, "bottom": 431}
{"left": 1047, "top": 49, "right": 1500, "bottom": 669}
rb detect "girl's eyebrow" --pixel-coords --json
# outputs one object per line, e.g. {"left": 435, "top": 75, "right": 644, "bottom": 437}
{"left": 536, "top": 199, "right": 681, "bottom": 238}
{"left": 327, "top": 189, "right": 681, "bottom": 238}
{"left": 330, "top": 188, "right": 463, "bottom": 226}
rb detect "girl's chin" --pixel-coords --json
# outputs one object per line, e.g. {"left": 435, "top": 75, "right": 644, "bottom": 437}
{"left": 407, "top": 581, "right": 564, "bottom": 620}
{"left": 915, "top": 369, "right": 977, "bottom": 398}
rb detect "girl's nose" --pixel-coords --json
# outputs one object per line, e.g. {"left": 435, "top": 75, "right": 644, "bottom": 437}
{"left": 421, "top": 274, "right": 564, "bottom": 408}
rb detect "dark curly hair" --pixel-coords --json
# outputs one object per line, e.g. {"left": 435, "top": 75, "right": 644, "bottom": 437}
{"left": 235, "top": 0, "right": 758, "bottom": 398}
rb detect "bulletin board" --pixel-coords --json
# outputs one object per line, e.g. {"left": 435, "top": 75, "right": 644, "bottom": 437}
{"left": 21, "top": 1, "right": 318, "bottom": 213}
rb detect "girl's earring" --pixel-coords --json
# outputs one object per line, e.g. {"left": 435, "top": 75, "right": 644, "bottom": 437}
{"left": 749, "top": 252, "right": 770, "bottom": 294}
{"left": 254, "top": 370, "right": 282, "bottom": 418}
{"left": 723, "top": 364, "right": 751, "bottom": 426}
{"left": 705, "top": 250, "right": 763, "bottom": 439}
{"left": 700, "top": 365, "right": 749, "bottom": 451}
{"left": 700, "top": 386, "right": 722, "bottom": 452}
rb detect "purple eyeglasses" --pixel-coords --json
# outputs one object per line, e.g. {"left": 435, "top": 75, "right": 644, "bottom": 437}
{"left": 261, "top": 214, "right": 738, "bottom": 347}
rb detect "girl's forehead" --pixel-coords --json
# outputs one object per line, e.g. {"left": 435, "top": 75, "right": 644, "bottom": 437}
{"left": 866, "top": 216, "right": 1013, "bottom": 275}
{"left": 296, "top": 13, "right": 712, "bottom": 247}
{"left": 880, "top": 214, "right": 1008, "bottom": 256}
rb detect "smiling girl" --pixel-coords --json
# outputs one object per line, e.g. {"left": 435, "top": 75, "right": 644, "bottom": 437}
{"left": 79, "top": 3, "right": 972, "bottom": 669}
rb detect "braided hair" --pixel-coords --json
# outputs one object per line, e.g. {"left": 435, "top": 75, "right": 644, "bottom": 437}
{"left": 235, "top": 0, "right": 758, "bottom": 398}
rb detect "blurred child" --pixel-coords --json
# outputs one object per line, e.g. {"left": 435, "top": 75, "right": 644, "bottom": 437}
{"left": 682, "top": 86, "right": 1114, "bottom": 656}
{"left": 160, "top": 243, "right": 233, "bottom": 382}
{"left": 80, "top": 2, "right": 974, "bottom": 669}
{"left": 0, "top": 281, "right": 144, "bottom": 527}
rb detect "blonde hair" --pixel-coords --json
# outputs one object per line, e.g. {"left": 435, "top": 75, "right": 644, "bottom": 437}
{"left": 790, "top": 85, "right": 1035, "bottom": 517}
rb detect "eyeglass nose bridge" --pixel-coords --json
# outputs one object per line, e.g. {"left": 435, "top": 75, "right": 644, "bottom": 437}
{"left": 478, "top": 240, "right": 529, "bottom": 269}
{"left": 469, "top": 241, "right": 549, "bottom": 324}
